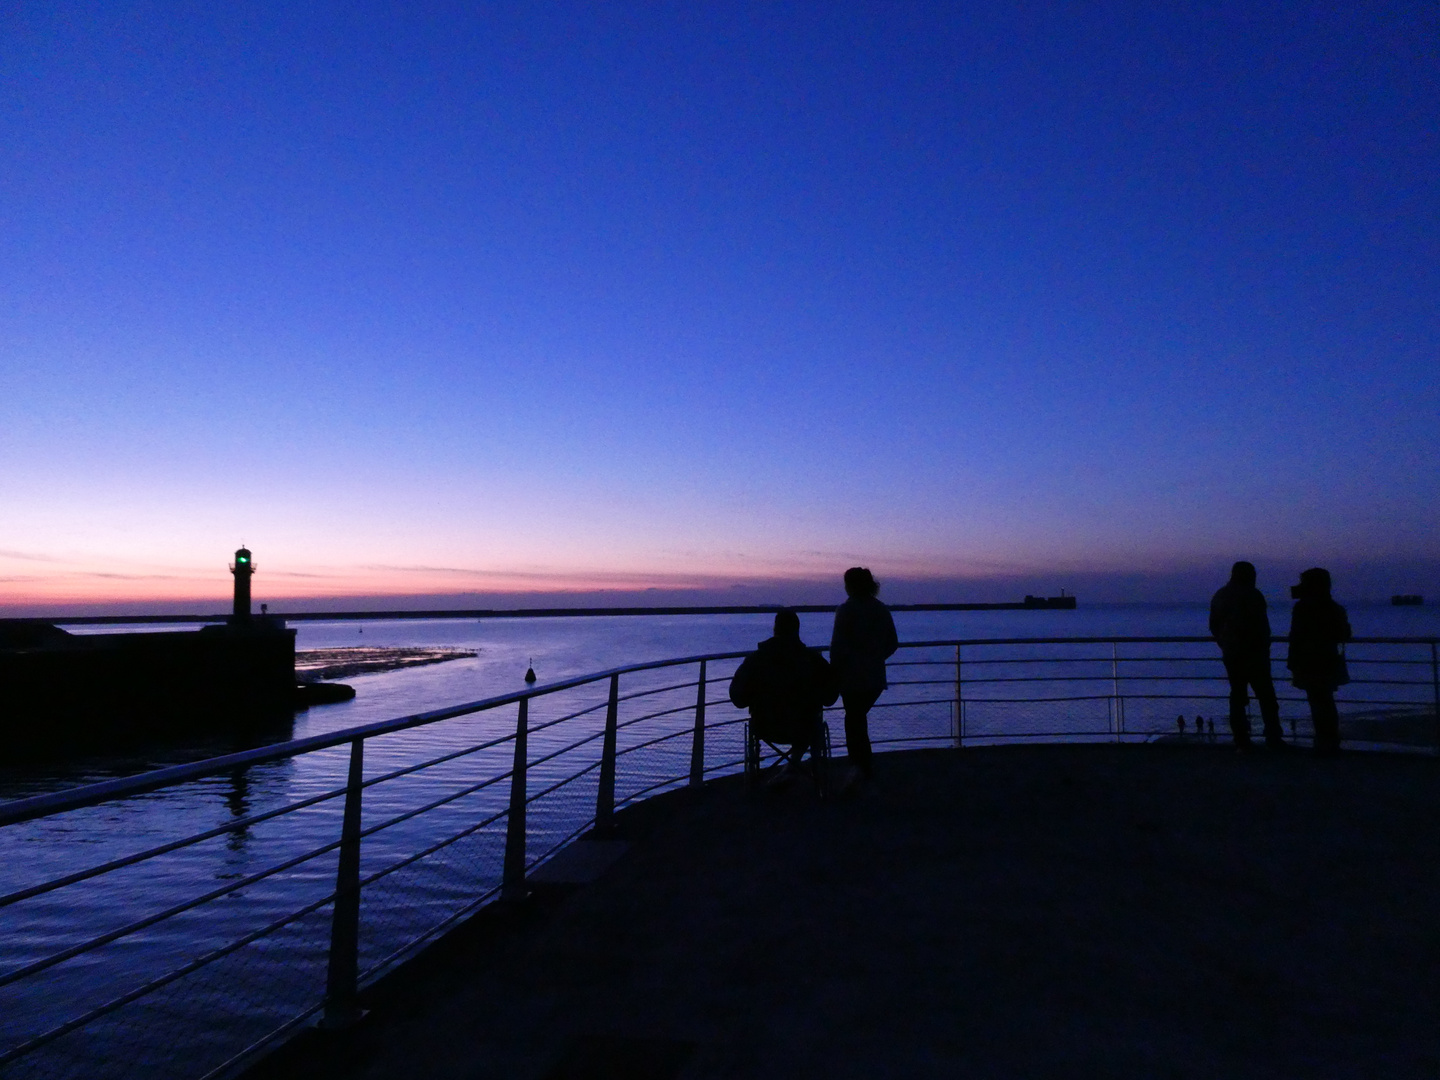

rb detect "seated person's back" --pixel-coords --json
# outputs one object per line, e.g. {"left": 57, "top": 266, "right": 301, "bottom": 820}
{"left": 729, "top": 609, "right": 839, "bottom": 746}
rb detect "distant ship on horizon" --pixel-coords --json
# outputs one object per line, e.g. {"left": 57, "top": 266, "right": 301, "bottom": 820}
{"left": 1022, "top": 591, "right": 1077, "bottom": 610}
{"left": 1391, "top": 594, "right": 1424, "bottom": 606}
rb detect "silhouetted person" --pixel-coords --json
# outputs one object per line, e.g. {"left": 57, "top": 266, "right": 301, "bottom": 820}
{"left": 829, "top": 568, "right": 898, "bottom": 780}
{"left": 1177, "top": 715, "right": 1185, "bottom": 736}
{"left": 1287, "top": 567, "right": 1351, "bottom": 755}
{"left": 1209, "top": 561, "right": 1282, "bottom": 749}
{"left": 729, "top": 608, "right": 838, "bottom": 783}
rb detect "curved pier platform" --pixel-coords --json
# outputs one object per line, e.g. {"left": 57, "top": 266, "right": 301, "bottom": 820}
{"left": 252, "top": 744, "right": 1440, "bottom": 1079}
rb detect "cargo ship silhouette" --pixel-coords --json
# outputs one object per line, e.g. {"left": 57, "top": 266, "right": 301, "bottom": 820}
{"left": 1022, "top": 591, "right": 1077, "bottom": 609}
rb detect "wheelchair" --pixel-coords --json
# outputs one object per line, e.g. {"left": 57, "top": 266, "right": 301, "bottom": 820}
{"left": 743, "top": 714, "right": 833, "bottom": 797}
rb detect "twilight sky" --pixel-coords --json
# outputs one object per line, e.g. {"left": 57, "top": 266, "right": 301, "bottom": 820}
{"left": 2, "top": 2, "right": 1437, "bottom": 611}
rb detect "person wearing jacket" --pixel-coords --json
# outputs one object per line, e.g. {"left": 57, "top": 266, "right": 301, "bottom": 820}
{"left": 729, "top": 608, "right": 838, "bottom": 779}
{"left": 1209, "top": 561, "right": 1282, "bottom": 748}
{"left": 1286, "top": 567, "right": 1352, "bottom": 755}
{"left": 828, "top": 567, "right": 898, "bottom": 780}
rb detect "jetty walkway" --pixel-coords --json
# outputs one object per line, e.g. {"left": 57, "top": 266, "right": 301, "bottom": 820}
{"left": 253, "top": 744, "right": 1440, "bottom": 1079}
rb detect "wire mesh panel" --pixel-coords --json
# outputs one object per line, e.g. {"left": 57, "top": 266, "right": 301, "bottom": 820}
{"left": 520, "top": 681, "right": 612, "bottom": 869}
{"left": 697, "top": 661, "right": 753, "bottom": 780}
{"left": 611, "top": 664, "right": 712, "bottom": 807}
{"left": 871, "top": 645, "right": 965, "bottom": 751}
{"left": 0, "top": 769, "right": 355, "bottom": 1080}
{"left": 0, "top": 705, "right": 533, "bottom": 1080}
{"left": 938, "top": 638, "right": 1440, "bottom": 750}
{"left": 1322, "top": 640, "right": 1440, "bottom": 749}
{"left": 931, "top": 641, "right": 1131, "bottom": 745}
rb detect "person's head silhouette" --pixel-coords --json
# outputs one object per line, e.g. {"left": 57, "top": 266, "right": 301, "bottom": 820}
{"left": 773, "top": 608, "right": 801, "bottom": 639}
{"left": 843, "top": 567, "right": 879, "bottom": 598}
{"left": 1230, "top": 561, "right": 1257, "bottom": 587}
{"left": 1295, "top": 567, "right": 1332, "bottom": 599}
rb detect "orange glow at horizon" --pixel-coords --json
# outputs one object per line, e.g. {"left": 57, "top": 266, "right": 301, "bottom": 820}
{"left": 0, "top": 540, "right": 1241, "bottom": 613}
{"left": 0, "top": 537, "right": 1086, "bottom": 611}
{"left": 0, "top": 556, "right": 851, "bottom": 608}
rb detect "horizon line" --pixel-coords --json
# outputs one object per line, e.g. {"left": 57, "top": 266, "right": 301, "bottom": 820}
{"left": 15, "top": 600, "right": 1084, "bottom": 625}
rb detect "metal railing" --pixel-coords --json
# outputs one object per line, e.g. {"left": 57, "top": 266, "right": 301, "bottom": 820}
{"left": 0, "top": 636, "right": 1435, "bottom": 1079}
{"left": 883, "top": 636, "right": 1440, "bottom": 751}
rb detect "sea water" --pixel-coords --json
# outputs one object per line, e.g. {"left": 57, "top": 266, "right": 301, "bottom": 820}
{"left": 19, "top": 601, "right": 1440, "bottom": 753}
{"left": 2, "top": 603, "right": 1437, "bottom": 1078}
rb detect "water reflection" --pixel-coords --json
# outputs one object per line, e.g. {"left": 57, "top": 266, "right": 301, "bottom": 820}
{"left": 223, "top": 767, "right": 251, "bottom": 855}
{"left": 0, "top": 712, "right": 296, "bottom": 803}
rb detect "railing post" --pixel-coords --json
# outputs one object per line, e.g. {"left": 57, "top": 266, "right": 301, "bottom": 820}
{"left": 502, "top": 697, "right": 529, "bottom": 902}
{"left": 689, "top": 660, "right": 707, "bottom": 785}
{"left": 953, "top": 645, "right": 963, "bottom": 748}
{"left": 1431, "top": 642, "right": 1439, "bottom": 757}
{"left": 1111, "top": 642, "right": 1122, "bottom": 742}
{"left": 594, "top": 674, "right": 619, "bottom": 834}
{"left": 323, "top": 737, "right": 364, "bottom": 1028}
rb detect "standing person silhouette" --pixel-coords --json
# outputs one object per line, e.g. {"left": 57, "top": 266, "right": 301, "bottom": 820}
{"left": 1287, "top": 567, "right": 1352, "bottom": 755}
{"left": 829, "top": 567, "right": 898, "bottom": 782}
{"left": 1209, "top": 561, "right": 1282, "bottom": 749}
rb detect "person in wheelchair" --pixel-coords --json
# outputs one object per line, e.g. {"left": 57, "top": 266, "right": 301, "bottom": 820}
{"left": 729, "top": 608, "right": 839, "bottom": 787}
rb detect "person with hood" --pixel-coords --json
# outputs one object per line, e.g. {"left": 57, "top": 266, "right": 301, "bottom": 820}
{"left": 1287, "top": 567, "right": 1352, "bottom": 755}
{"left": 729, "top": 608, "right": 838, "bottom": 783}
{"left": 829, "top": 567, "right": 898, "bottom": 781}
{"left": 1209, "top": 561, "right": 1282, "bottom": 748}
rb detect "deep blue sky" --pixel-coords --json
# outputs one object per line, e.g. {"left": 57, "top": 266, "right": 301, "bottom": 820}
{"left": 3, "top": 2, "right": 1437, "bottom": 609}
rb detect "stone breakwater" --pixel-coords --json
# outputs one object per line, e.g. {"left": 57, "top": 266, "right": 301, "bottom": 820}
{"left": 295, "top": 647, "right": 478, "bottom": 682}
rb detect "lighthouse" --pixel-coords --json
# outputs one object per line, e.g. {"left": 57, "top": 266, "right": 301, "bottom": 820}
{"left": 230, "top": 547, "right": 254, "bottom": 624}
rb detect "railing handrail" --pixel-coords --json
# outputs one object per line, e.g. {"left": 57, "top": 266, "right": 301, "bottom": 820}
{"left": 3, "top": 636, "right": 1435, "bottom": 827}
{"left": 906, "top": 636, "right": 1440, "bottom": 647}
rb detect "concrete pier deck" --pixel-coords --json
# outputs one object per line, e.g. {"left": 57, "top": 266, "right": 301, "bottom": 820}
{"left": 253, "top": 744, "right": 1440, "bottom": 1079}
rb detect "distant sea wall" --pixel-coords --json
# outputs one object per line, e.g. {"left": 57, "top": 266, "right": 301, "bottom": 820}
{"left": 0, "top": 622, "right": 296, "bottom": 760}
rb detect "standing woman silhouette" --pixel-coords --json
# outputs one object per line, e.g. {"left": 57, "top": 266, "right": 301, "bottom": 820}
{"left": 1286, "top": 567, "right": 1352, "bottom": 755}
{"left": 829, "top": 567, "right": 898, "bottom": 781}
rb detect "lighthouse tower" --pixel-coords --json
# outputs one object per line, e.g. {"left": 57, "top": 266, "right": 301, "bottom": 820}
{"left": 230, "top": 547, "right": 254, "bottom": 624}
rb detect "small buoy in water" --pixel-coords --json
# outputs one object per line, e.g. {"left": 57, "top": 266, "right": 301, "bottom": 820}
{"left": 524, "top": 659, "right": 536, "bottom": 683}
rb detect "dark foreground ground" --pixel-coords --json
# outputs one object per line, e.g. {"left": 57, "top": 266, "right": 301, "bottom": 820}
{"left": 253, "top": 744, "right": 1440, "bottom": 1079}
